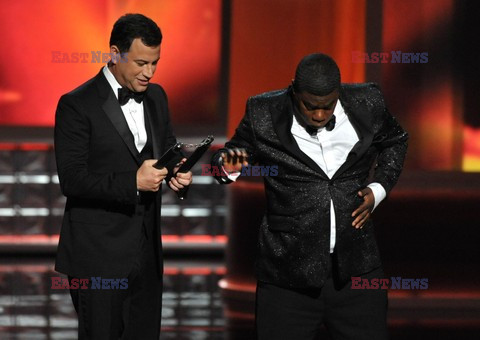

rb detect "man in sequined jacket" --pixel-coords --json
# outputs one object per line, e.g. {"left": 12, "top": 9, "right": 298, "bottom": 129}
{"left": 211, "top": 53, "right": 408, "bottom": 339}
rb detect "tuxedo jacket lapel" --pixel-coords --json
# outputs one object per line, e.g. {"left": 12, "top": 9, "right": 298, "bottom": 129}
{"left": 101, "top": 89, "right": 142, "bottom": 165}
{"left": 270, "top": 86, "right": 375, "bottom": 180}
{"left": 143, "top": 94, "right": 161, "bottom": 159}
{"left": 270, "top": 92, "right": 328, "bottom": 178}
{"left": 95, "top": 71, "right": 142, "bottom": 165}
{"left": 332, "top": 87, "right": 374, "bottom": 180}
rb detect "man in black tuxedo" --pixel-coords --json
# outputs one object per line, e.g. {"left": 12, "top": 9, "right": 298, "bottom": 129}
{"left": 54, "top": 14, "right": 192, "bottom": 339}
{"left": 212, "top": 53, "right": 408, "bottom": 339}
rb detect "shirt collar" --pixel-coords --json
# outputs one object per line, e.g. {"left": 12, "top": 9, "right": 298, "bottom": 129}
{"left": 102, "top": 65, "right": 122, "bottom": 100}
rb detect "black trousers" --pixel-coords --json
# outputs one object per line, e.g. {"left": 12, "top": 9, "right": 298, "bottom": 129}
{"left": 255, "top": 259, "right": 388, "bottom": 340}
{"left": 69, "top": 224, "right": 162, "bottom": 340}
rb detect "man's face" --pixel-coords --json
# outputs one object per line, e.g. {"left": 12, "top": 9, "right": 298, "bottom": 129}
{"left": 110, "top": 38, "right": 161, "bottom": 92}
{"left": 294, "top": 89, "right": 339, "bottom": 129}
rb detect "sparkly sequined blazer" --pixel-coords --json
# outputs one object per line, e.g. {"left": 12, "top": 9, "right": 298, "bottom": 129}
{"left": 213, "top": 83, "right": 408, "bottom": 289}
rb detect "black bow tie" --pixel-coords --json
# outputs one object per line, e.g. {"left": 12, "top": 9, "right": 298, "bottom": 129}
{"left": 325, "top": 115, "right": 336, "bottom": 131}
{"left": 118, "top": 87, "right": 145, "bottom": 106}
{"left": 306, "top": 115, "right": 336, "bottom": 135}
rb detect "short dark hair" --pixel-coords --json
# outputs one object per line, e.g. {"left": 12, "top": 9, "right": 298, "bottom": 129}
{"left": 293, "top": 53, "right": 341, "bottom": 96}
{"left": 109, "top": 13, "right": 162, "bottom": 53}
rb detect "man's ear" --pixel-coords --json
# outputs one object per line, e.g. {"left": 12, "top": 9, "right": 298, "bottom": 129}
{"left": 109, "top": 45, "right": 121, "bottom": 65}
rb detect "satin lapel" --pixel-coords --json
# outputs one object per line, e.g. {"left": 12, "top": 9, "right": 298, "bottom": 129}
{"left": 332, "top": 87, "right": 374, "bottom": 180}
{"left": 270, "top": 92, "right": 327, "bottom": 177}
{"left": 143, "top": 92, "right": 161, "bottom": 159}
{"left": 97, "top": 76, "right": 141, "bottom": 165}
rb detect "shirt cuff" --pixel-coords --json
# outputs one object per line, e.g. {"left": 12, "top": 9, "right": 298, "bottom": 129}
{"left": 367, "top": 182, "right": 386, "bottom": 211}
{"left": 223, "top": 167, "right": 241, "bottom": 182}
{"left": 217, "top": 156, "right": 241, "bottom": 182}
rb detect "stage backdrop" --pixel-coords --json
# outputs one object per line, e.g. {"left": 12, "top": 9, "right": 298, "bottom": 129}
{"left": 381, "top": 0, "right": 480, "bottom": 171}
{"left": 0, "top": 0, "right": 222, "bottom": 132}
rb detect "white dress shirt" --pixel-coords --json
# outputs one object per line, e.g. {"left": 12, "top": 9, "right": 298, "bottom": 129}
{"left": 291, "top": 100, "right": 386, "bottom": 253}
{"left": 103, "top": 66, "right": 147, "bottom": 152}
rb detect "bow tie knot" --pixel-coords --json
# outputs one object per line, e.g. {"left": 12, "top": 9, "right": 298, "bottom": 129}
{"left": 118, "top": 87, "right": 145, "bottom": 105}
{"left": 307, "top": 115, "right": 336, "bottom": 135}
{"left": 325, "top": 114, "right": 336, "bottom": 131}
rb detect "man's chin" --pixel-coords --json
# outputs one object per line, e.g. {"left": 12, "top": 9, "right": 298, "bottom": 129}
{"left": 132, "top": 85, "right": 148, "bottom": 93}
{"left": 310, "top": 121, "right": 325, "bottom": 128}
{"left": 133, "top": 83, "right": 148, "bottom": 92}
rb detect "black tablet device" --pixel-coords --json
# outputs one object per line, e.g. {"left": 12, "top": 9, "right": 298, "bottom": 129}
{"left": 175, "top": 135, "right": 214, "bottom": 199}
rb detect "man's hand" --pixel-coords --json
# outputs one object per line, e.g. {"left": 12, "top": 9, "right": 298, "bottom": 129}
{"left": 221, "top": 148, "right": 249, "bottom": 174}
{"left": 352, "top": 187, "right": 375, "bottom": 229}
{"left": 168, "top": 158, "right": 193, "bottom": 192}
{"left": 137, "top": 159, "right": 168, "bottom": 192}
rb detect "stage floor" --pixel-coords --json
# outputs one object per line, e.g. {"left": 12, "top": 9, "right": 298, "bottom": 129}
{"left": 0, "top": 256, "right": 479, "bottom": 340}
